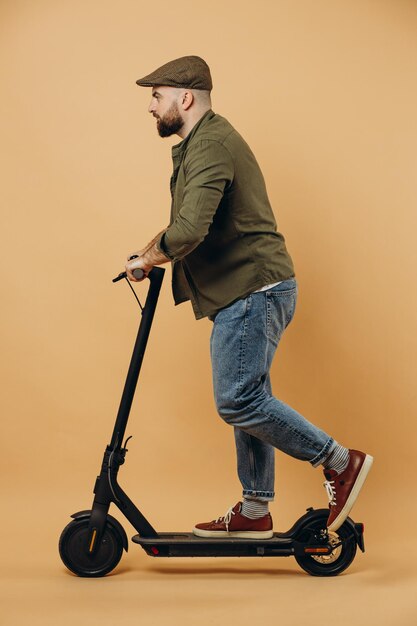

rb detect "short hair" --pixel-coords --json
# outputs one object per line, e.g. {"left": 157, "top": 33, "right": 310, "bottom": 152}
{"left": 191, "top": 88, "right": 212, "bottom": 106}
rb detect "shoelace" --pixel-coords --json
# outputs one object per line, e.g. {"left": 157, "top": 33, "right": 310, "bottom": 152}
{"left": 214, "top": 505, "right": 236, "bottom": 531}
{"left": 324, "top": 479, "right": 337, "bottom": 507}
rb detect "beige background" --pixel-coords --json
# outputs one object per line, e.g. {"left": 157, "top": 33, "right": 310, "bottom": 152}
{"left": 1, "top": 0, "right": 417, "bottom": 624}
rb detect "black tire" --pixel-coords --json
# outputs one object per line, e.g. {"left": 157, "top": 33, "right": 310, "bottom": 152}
{"left": 59, "top": 517, "right": 124, "bottom": 577}
{"left": 294, "top": 514, "right": 357, "bottom": 577}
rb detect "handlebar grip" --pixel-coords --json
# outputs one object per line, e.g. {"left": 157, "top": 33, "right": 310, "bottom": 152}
{"left": 112, "top": 255, "right": 145, "bottom": 283}
{"left": 112, "top": 268, "right": 145, "bottom": 283}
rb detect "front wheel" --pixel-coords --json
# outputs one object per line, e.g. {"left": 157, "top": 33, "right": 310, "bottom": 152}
{"left": 59, "top": 517, "right": 124, "bottom": 577}
{"left": 294, "top": 515, "right": 357, "bottom": 576}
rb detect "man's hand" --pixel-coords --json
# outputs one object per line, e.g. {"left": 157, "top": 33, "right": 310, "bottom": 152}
{"left": 125, "top": 229, "right": 171, "bottom": 282}
{"left": 125, "top": 255, "right": 150, "bottom": 282}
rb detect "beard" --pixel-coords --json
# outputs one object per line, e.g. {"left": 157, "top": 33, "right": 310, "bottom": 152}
{"left": 155, "top": 102, "right": 184, "bottom": 137}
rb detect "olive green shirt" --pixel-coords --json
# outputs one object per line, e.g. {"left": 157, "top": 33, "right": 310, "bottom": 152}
{"left": 158, "top": 109, "right": 295, "bottom": 320}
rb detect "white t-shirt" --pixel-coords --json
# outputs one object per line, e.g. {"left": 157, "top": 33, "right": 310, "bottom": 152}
{"left": 252, "top": 281, "right": 283, "bottom": 293}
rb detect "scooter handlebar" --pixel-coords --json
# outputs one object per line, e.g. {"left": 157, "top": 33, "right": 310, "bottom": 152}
{"left": 112, "top": 255, "right": 145, "bottom": 283}
{"left": 112, "top": 268, "right": 145, "bottom": 283}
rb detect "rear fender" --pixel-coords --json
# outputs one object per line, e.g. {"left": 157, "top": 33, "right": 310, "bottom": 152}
{"left": 290, "top": 508, "right": 365, "bottom": 552}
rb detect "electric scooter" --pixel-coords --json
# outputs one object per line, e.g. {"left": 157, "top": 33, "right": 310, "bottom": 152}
{"left": 59, "top": 265, "right": 366, "bottom": 577}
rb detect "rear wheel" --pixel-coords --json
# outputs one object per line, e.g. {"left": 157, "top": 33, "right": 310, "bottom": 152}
{"left": 59, "top": 517, "right": 124, "bottom": 577}
{"left": 294, "top": 515, "right": 357, "bottom": 576}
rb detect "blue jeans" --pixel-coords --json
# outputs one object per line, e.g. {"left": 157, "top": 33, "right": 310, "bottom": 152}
{"left": 210, "top": 278, "right": 335, "bottom": 502}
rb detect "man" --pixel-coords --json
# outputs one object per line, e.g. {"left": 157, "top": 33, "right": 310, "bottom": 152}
{"left": 125, "top": 55, "right": 373, "bottom": 538}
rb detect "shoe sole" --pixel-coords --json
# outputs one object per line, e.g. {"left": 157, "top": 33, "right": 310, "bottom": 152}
{"left": 192, "top": 528, "right": 274, "bottom": 539}
{"left": 328, "top": 454, "right": 374, "bottom": 532}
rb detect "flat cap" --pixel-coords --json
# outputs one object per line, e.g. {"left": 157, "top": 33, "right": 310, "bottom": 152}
{"left": 136, "top": 55, "right": 212, "bottom": 90}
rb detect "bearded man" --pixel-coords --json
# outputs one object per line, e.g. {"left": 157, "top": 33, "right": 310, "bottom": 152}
{"left": 125, "top": 55, "right": 373, "bottom": 537}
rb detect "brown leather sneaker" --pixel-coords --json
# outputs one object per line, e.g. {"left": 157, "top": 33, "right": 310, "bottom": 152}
{"left": 323, "top": 449, "right": 373, "bottom": 532}
{"left": 192, "top": 502, "right": 274, "bottom": 539}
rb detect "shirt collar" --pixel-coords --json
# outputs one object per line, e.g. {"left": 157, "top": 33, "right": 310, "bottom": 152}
{"left": 172, "top": 109, "right": 215, "bottom": 158}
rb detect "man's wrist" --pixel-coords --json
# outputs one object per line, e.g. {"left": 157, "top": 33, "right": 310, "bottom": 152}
{"left": 142, "top": 241, "right": 170, "bottom": 267}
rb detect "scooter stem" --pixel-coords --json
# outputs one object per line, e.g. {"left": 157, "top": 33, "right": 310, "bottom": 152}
{"left": 109, "top": 267, "right": 165, "bottom": 451}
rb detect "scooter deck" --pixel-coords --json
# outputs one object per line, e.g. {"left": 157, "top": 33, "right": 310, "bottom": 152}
{"left": 132, "top": 532, "right": 299, "bottom": 558}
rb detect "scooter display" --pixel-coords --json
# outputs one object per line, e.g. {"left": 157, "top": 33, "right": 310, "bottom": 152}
{"left": 59, "top": 266, "right": 366, "bottom": 577}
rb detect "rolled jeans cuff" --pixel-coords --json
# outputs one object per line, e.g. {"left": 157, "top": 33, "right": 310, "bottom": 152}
{"left": 309, "top": 437, "right": 336, "bottom": 468}
{"left": 242, "top": 490, "right": 275, "bottom": 502}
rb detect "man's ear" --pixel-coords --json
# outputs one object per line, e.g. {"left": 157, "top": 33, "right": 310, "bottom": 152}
{"left": 181, "top": 90, "right": 194, "bottom": 111}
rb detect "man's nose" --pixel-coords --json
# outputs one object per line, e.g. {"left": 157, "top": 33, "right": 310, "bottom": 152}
{"left": 148, "top": 101, "right": 156, "bottom": 114}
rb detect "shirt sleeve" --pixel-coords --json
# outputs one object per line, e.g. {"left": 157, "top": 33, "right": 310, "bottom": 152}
{"left": 159, "top": 139, "right": 234, "bottom": 262}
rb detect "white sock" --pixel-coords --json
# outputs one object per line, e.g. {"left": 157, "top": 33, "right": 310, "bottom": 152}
{"left": 322, "top": 443, "right": 350, "bottom": 475}
{"left": 241, "top": 497, "right": 269, "bottom": 519}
